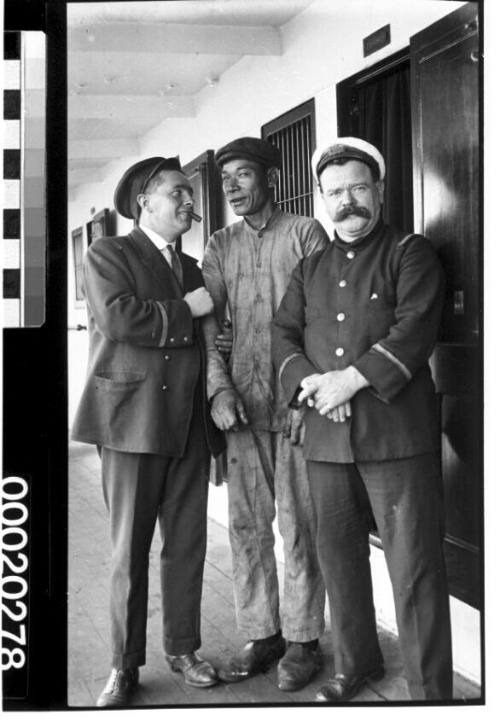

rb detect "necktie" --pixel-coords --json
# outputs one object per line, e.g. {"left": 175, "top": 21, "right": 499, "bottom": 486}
{"left": 165, "top": 244, "right": 183, "bottom": 289}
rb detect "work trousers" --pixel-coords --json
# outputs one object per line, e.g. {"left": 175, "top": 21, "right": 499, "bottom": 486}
{"left": 307, "top": 453, "right": 453, "bottom": 701}
{"left": 226, "top": 428, "right": 325, "bottom": 642}
{"left": 100, "top": 408, "right": 210, "bottom": 670}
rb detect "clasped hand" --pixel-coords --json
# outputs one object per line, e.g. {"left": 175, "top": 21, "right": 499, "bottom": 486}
{"left": 297, "top": 367, "right": 367, "bottom": 422}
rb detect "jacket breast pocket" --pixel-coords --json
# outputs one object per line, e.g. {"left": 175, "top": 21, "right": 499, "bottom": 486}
{"left": 94, "top": 370, "right": 146, "bottom": 391}
{"left": 364, "top": 294, "right": 396, "bottom": 338}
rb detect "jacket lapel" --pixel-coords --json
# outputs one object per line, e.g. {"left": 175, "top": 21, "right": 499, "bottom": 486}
{"left": 129, "top": 227, "right": 183, "bottom": 297}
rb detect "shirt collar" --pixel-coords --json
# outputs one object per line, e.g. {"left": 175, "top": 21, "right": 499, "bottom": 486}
{"left": 139, "top": 223, "right": 175, "bottom": 251}
{"left": 243, "top": 205, "right": 282, "bottom": 235}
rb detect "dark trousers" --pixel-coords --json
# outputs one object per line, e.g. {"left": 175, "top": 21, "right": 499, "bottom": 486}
{"left": 100, "top": 407, "right": 210, "bottom": 670}
{"left": 307, "top": 453, "right": 453, "bottom": 700}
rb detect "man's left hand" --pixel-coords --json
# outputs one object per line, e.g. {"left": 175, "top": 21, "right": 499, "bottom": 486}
{"left": 326, "top": 401, "right": 352, "bottom": 423}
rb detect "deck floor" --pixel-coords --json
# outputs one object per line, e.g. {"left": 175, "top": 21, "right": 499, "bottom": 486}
{"left": 68, "top": 441, "right": 480, "bottom": 708}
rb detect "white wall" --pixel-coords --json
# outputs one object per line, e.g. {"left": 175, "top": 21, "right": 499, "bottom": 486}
{"left": 67, "top": 0, "right": 479, "bottom": 684}
{"left": 68, "top": 0, "right": 465, "bottom": 419}
{"left": 69, "top": 0, "right": 465, "bottom": 231}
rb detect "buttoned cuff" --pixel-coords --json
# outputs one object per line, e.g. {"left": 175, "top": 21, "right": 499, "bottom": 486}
{"left": 158, "top": 299, "right": 194, "bottom": 347}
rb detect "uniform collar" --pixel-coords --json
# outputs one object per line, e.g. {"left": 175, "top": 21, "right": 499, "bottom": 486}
{"left": 139, "top": 223, "right": 176, "bottom": 251}
{"left": 333, "top": 216, "right": 384, "bottom": 251}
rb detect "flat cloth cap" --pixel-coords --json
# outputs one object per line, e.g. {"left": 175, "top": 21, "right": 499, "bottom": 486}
{"left": 215, "top": 137, "right": 281, "bottom": 170}
{"left": 114, "top": 156, "right": 182, "bottom": 220}
{"left": 311, "top": 137, "right": 385, "bottom": 183}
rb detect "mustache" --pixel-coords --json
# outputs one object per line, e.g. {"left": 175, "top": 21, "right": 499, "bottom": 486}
{"left": 334, "top": 205, "right": 371, "bottom": 221}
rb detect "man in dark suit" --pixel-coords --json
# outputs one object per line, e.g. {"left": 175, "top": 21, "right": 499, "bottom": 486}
{"left": 72, "top": 156, "right": 225, "bottom": 707}
{"left": 272, "top": 138, "right": 453, "bottom": 701}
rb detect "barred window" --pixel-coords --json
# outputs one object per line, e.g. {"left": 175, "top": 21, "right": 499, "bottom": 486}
{"left": 261, "top": 99, "right": 316, "bottom": 217}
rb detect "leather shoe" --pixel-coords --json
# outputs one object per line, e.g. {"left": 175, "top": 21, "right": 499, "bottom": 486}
{"left": 166, "top": 652, "right": 218, "bottom": 688}
{"left": 277, "top": 640, "right": 322, "bottom": 692}
{"left": 316, "top": 666, "right": 385, "bottom": 702}
{"left": 218, "top": 632, "right": 286, "bottom": 683}
{"left": 96, "top": 667, "right": 139, "bottom": 707}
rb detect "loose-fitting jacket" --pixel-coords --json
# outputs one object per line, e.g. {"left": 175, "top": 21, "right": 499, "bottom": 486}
{"left": 271, "top": 220, "right": 445, "bottom": 462}
{"left": 71, "top": 227, "right": 224, "bottom": 458}
{"left": 202, "top": 207, "right": 329, "bottom": 431}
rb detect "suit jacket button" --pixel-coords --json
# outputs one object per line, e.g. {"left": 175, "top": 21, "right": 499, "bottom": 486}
{"left": 339, "top": 279, "right": 347, "bottom": 288}
{"left": 162, "top": 385, "right": 168, "bottom": 391}
{"left": 335, "top": 347, "right": 344, "bottom": 357}
{"left": 164, "top": 355, "right": 170, "bottom": 360}
{"left": 183, "top": 336, "right": 188, "bottom": 342}
{"left": 169, "top": 337, "right": 175, "bottom": 342}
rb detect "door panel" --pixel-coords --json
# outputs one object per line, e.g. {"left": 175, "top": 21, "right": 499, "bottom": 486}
{"left": 411, "top": 3, "right": 481, "bottom": 607}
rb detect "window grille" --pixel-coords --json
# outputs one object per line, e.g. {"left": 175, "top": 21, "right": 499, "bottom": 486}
{"left": 261, "top": 99, "right": 316, "bottom": 217}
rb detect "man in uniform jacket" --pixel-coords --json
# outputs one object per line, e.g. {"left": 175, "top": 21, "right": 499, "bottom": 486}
{"left": 202, "top": 137, "right": 327, "bottom": 692}
{"left": 272, "top": 137, "right": 452, "bottom": 702}
{"left": 72, "top": 156, "right": 225, "bottom": 707}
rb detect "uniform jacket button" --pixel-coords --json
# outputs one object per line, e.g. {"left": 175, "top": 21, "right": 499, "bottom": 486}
{"left": 335, "top": 347, "right": 345, "bottom": 357}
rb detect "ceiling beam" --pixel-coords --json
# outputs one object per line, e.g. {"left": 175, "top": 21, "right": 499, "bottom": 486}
{"left": 68, "top": 94, "right": 196, "bottom": 120}
{"left": 68, "top": 22, "right": 282, "bottom": 56}
{"left": 69, "top": 138, "right": 139, "bottom": 161}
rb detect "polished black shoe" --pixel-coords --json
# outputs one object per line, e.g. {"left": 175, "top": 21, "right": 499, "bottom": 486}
{"left": 218, "top": 632, "right": 286, "bottom": 683}
{"left": 277, "top": 640, "right": 322, "bottom": 692}
{"left": 166, "top": 652, "right": 218, "bottom": 688}
{"left": 96, "top": 667, "right": 139, "bottom": 707}
{"left": 315, "top": 666, "right": 385, "bottom": 702}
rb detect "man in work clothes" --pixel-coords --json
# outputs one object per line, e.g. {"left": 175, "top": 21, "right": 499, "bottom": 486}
{"left": 202, "top": 137, "right": 328, "bottom": 692}
{"left": 72, "top": 156, "right": 225, "bottom": 707}
{"left": 272, "top": 137, "right": 452, "bottom": 701}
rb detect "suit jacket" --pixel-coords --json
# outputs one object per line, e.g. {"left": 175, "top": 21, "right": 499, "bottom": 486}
{"left": 271, "top": 221, "right": 445, "bottom": 463}
{"left": 71, "top": 227, "right": 225, "bottom": 458}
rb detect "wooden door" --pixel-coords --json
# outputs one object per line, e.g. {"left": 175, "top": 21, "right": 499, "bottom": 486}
{"left": 411, "top": 2, "right": 481, "bottom": 607}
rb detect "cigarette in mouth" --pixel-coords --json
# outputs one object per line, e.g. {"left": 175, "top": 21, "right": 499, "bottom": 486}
{"left": 189, "top": 210, "right": 202, "bottom": 222}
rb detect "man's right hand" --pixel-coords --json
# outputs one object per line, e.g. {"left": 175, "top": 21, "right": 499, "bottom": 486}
{"left": 211, "top": 389, "right": 248, "bottom": 431}
{"left": 183, "top": 287, "right": 214, "bottom": 318}
{"left": 215, "top": 321, "right": 233, "bottom": 359}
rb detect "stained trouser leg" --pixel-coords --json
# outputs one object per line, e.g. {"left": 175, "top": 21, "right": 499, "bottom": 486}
{"left": 307, "top": 461, "right": 383, "bottom": 675}
{"left": 360, "top": 453, "right": 453, "bottom": 700}
{"left": 226, "top": 429, "right": 280, "bottom": 638}
{"left": 158, "top": 406, "right": 211, "bottom": 656}
{"left": 275, "top": 433, "right": 325, "bottom": 642}
{"left": 101, "top": 448, "right": 168, "bottom": 670}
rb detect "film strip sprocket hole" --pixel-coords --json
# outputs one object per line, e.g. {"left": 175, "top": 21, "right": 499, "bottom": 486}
{"left": 2, "top": 477, "right": 30, "bottom": 698}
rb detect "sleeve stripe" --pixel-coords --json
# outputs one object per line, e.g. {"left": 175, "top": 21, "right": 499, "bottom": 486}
{"left": 397, "top": 233, "right": 415, "bottom": 247}
{"left": 278, "top": 352, "right": 304, "bottom": 384}
{"left": 157, "top": 302, "right": 169, "bottom": 347}
{"left": 372, "top": 343, "right": 412, "bottom": 380}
